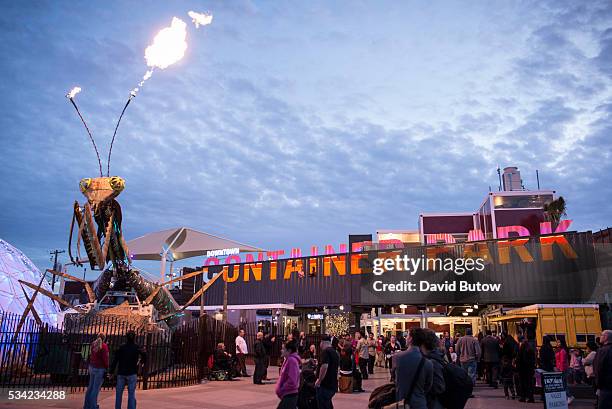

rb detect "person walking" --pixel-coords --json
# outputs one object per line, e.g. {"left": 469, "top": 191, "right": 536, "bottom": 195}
{"left": 315, "top": 335, "right": 339, "bottom": 409}
{"left": 481, "top": 330, "right": 501, "bottom": 388}
{"left": 262, "top": 333, "right": 276, "bottom": 381}
{"left": 516, "top": 333, "right": 536, "bottom": 403}
{"left": 298, "top": 331, "right": 307, "bottom": 356}
{"left": 455, "top": 328, "right": 481, "bottom": 390}
{"left": 500, "top": 333, "right": 518, "bottom": 399}
{"left": 110, "top": 331, "right": 146, "bottom": 409}
{"left": 556, "top": 338, "right": 575, "bottom": 405}
{"left": 356, "top": 332, "right": 369, "bottom": 380}
{"left": 539, "top": 335, "right": 556, "bottom": 371}
{"left": 367, "top": 333, "right": 376, "bottom": 375}
{"left": 253, "top": 332, "right": 267, "bottom": 384}
{"left": 83, "top": 333, "right": 109, "bottom": 409}
{"left": 275, "top": 340, "right": 301, "bottom": 409}
{"left": 235, "top": 329, "right": 249, "bottom": 377}
{"left": 375, "top": 335, "right": 385, "bottom": 368}
{"left": 594, "top": 330, "right": 612, "bottom": 409}
{"left": 393, "top": 327, "right": 434, "bottom": 409}
{"left": 422, "top": 331, "right": 446, "bottom": 409}
{"left": 384, "top": 335, "right": 401, "bottom": 381}
{"left": 583, "top": 341, "right": 598, "bottom": 384}
{"left": 338, "top": 337, "right": 354, "bottom": 393}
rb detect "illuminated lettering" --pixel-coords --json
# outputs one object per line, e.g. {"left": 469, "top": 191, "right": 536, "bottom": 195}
{"left": 350, "top": 253, "right": 368, "bottom": 275}
{"left": 204, "top": 257, "right": 220, "bottom": 266}
{"left": 497, "top": 238, "right": 534, "bottom": 264}
{"left": 224, "top": 255, "right": 241, "bottom": 264}
{"left": 284, "top": 259, "right": 304, "bottom": 279}
{"left": 245, "top": 252, "right": 265, "bottom": 263}
{"left": 426, "top": 234, "right": 456, "bottom": 245}
{"left": 244, "top": 262, "right": 262, "bottom": 282}
{"left": 497, "top": 225, "right": 530, "bottom": 238}
{"left": 269, "top": 261, "right": 278, "bottom": 280}
{"left": 323, "top": 255, "right": 346, "bottom": 276}
{"left": 222, "top": 266, "right": 237, "bottom": 282}
{"left": 468, "top": 229, "right": 485, "bottom": 241}
{"left": 464, "top": 242, "right": 493, "bottom": 263}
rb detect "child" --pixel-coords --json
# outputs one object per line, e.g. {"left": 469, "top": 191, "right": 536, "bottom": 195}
{"left": 569, "top": 349, "right": 584, "bottom": 384}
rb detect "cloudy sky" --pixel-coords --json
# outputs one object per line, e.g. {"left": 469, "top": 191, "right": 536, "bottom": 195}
{"left": 1, "top": 1, "right": 611, "bottom": 276}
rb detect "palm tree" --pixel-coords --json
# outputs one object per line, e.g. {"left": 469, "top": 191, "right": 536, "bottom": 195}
{"left": 543, "top": 196, "right": 567, "bottom": 227}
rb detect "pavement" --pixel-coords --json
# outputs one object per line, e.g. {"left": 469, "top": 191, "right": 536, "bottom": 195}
{"left": 0, "top": 365, "right": 597, "bottom": 409}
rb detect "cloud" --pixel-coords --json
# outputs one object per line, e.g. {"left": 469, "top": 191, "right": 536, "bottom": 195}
{"left": 1, "top": 1, "right": 611, "bottom": 272}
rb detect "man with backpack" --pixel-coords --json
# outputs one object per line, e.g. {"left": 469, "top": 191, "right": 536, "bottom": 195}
{"left": 393, "top": 328, "right": 433, "bottom": 409}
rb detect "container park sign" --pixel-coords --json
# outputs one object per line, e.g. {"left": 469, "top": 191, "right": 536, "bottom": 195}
{"left": 184, "top": 230, "right": 610, "bottom": 306}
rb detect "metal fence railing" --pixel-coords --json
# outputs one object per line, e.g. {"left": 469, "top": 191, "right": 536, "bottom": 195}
{"left": 0, "top": 311, "right": 240, "bottom": 392}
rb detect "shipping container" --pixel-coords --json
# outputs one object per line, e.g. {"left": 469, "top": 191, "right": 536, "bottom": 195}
{"left": 488, "top": 304, "right": 602, "bottom": 347}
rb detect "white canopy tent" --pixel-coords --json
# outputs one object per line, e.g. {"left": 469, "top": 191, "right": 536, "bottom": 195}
{"left": 126, "top": 227, "right": 264, "bottom": 281}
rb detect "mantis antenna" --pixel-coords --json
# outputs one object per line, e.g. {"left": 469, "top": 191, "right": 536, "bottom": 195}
{"left": 107, "top": 95, "right": 133, "bottom": 176}
{"left": 67, "top": 96, "right": 103, "bottom": 177}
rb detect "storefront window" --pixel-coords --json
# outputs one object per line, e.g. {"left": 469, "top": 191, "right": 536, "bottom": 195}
{"left": 493, "top": 194, "right": 553, "bottom": 209}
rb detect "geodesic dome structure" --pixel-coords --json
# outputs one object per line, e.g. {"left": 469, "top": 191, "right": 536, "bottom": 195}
{"left": 0, "top": 239, "right": 59, "bottom": 326}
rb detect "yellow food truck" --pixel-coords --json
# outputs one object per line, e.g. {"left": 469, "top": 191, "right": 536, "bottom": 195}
{"left": 487, "top": 304, "right": 602, "bottom": 347}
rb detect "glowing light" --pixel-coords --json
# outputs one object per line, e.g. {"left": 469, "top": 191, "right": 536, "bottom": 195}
{"left": 339, "top": 305, "right": 344, "bottom": 311}
{"left": 399, "top": 304, "right": 408, "bottom": 309}
{"left": 145, "top": 17, "right": 187, "bottom": 69}
{"left": 466, "top": 308, "right": 474, "bottom": 313}
{"left": 131, "top": 17, "right": 188, "bottom": 96}
{"left": 188, "top": 11, "right": 213, "bottom": 28}
{"left": 66, "top": 86, "right": 82, "bottom": 99}
{"left": 462, "top": 312, "right": 469, "bottom": 316}
{"left": 473, "top": 304, "right": 479, "bottom": 309}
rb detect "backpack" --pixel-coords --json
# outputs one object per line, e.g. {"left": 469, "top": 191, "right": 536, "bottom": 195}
{"left": 368, "top": 383, "right": 396, "bottom": 409}
{"left": 439, "top": 362, "right": 473, "bottom": 409}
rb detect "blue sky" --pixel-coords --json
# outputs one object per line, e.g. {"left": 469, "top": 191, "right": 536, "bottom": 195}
{"left": 1, "top": 1, "right": 611, "bottom": 278}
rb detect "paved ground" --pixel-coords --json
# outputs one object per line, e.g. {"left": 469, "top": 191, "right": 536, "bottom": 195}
{"left": 0, "top": 365, "right": 597, "bottom": 409}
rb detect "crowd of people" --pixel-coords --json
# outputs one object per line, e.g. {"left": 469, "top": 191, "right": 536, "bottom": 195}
{"left": 81, "top": 327, "right": 612, "bottom": 409}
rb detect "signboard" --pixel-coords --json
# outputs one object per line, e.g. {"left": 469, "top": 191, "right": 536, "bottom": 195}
{"left": 542, "top": 372, "right": 568, "bottom": 409}
{"left": 307, "top": 313, "right": 324, "bottom": 320}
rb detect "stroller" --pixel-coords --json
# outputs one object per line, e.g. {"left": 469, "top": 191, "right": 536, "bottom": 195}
{"left": 298, "top": 368, "right": 317, "bottom": 409}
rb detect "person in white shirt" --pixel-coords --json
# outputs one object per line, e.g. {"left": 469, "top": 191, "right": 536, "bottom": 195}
{"left": 235, "top": 329, "right": 249, "bottom": 377}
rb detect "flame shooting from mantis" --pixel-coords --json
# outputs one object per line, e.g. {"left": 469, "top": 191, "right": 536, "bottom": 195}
{"left": 131, "top": 17, "right": 188, "bottom": 96}
{"left": 188, "top": 11, "right": 213, "bottom": 28}
{"left": 66, "top": 87, "right": 82, "bottom": 99}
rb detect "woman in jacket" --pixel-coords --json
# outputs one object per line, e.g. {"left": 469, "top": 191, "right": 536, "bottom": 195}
{"left": 539, "top": 336, "right": 556, "bottom": 371}
{"left": 275, "top": 340, "right": 301, "bottom": 409}
{"left": 83, "top": 333, "right": 109, "bottom": 409}
{"left": 556, "top": 339, "right": 575, "bottom": 404}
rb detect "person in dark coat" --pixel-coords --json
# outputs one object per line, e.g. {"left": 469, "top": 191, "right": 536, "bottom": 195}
{"left": 423, "top": 332, "right": 446, "bottom": 409}
{"left": 481, "top": 330, "right": 501, "bottom": 388}
{"left": 213, "top": 343, "right": 232, "bottom": 372}
{"left": 594, "top": 330, "right": 612, "bottom": 409}
{"left": 539, "top": 335, "right": 556, "bottom": 371}
{"left": 500, "top": 333, "right": 518, "bottom": 399}
{"left": 262, "top": 333, "right": 275, "bottom": 381}
{"left": 110, "top": 331, "right": 146, "bottom": 409}
{"left": 516, "top": 333, "right": 536, "bottom": 403}
{"left": 253, "top": 332, "right": 267, "bottom": 384}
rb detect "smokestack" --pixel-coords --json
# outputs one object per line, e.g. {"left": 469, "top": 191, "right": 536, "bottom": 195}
{"left": 502, "top": 166, "right": 523, "bottom": 191}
